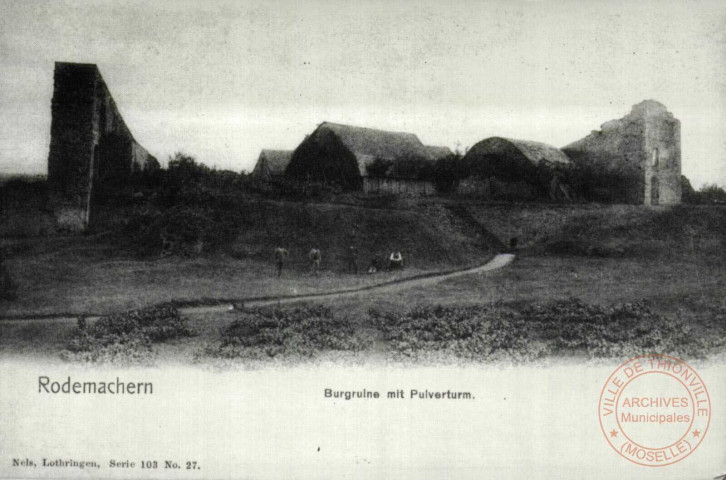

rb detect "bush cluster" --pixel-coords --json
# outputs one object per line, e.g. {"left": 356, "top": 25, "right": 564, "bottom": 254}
{"left": 365, "top": 153, "right": 467, "bottom": 193}
{"left": 371, "top": 305, "right": 533, "bottom": 361}
{"left": 61, "top": 305, "right": 196, "bottom": 364}
{"left": 124, "top": 204, "right": 244, "bottom": 257}
{"left": 201, "top": 305, "right": 369, "bottom": 360}
{"left": 684, "top": 182, "right": 726, "bottom": 205}
{"left": 196, "top": 299, "right": 717, "bottom": 363}
{"left": 519, "top": 299, "right": 703, "bottom": 358}
{"left": 369, "top": 299, "right": 713, "bottom": 361}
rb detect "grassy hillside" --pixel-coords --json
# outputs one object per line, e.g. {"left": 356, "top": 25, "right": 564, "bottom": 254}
{"left": 2, "top": 200, "right": 725, "bottom": 364}
{"left": 0, "top": 198, "right": 500, "bottom": 316}
{"left": 465, "top": 203, "right": 726, "bottom": 258}
{"left": 229, "top": 200, "right": 498, "bottom": 270}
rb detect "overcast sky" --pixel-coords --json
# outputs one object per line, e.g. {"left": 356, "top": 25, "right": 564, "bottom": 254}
{"left": 1, "top": 0, "right": 724, "bottom": 187}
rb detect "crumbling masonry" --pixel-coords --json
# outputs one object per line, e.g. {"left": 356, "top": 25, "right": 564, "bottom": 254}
{"left": 563, "top": 100, "right": 681, "bottom": 205}
{"left": 47, "top": 62, "right": 159, "bottom": 231}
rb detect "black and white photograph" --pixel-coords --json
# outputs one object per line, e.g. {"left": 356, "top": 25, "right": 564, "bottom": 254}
{"left": 1, "top": 0, "right": 724, "bottom": 478}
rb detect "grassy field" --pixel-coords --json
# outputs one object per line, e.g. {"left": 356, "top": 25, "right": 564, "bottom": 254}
{"left": 0, "top": 200, "right": 724, "bottom": 364}
{"left": 0, "top": 240, "right": 445, "bottom": 317}
{"left": 0, "top": 199, "right": 498, "bottom": 317}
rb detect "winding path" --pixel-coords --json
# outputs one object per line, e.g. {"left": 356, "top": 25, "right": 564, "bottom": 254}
{"left": 181, "top": 253, "right": 515, "bottom": 313}
{"left": 0, "top": 254, "right": 515, "bottom": 320}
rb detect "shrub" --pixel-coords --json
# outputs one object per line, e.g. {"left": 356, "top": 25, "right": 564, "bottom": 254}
{"left": 371, "top": 299, "right": 711, "bottom": 361}
{"left": 61, "top": 305, "right": 196, "bottom": 365}
{"left": 195, "top": 300, "right": 721, "bottom": 364}
{"left": 696, "top": 183, "right": 726, "bottom": 205}
{"left": 124, "top": 204, "right": 245, "bottom": 257}
{"left": 371, "top": 305, "right": 534, "bottom": 361}
{"left": 202, "top": 305, "right": 369, "bottom": 360}
{"left": 389, "top": 154, "right": 435, "bottom": 181}
{"left": 432, "top": 153, "right": 466, "bottom": 193}
{"left": 518, "top": 299, "right": 702, "bottom": 358}
{"left": 366, "top": 157, "right": 394, "bottom": 178}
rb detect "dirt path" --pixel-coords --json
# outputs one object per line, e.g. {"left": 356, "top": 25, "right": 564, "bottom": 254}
{"left": 1, "top": 254, "right": 515, "bottom": 320}
{"left": 220, "top": 253, "right": 515, "bottom": 310}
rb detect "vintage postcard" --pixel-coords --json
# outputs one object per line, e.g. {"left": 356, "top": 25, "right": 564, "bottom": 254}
{"left": 1, "top": 0, "right": 724, "bottom": 479}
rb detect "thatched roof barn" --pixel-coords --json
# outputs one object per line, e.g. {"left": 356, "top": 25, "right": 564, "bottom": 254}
{"left": 251, "top": 149, "right": 293, "bottom": 180}
{"left": 461, "top": 137, "right": 572, "bottom": 200}
{"left": 463, "top": 137, "right": 570, "bottom": 178}
{"left": 469, "top": 137, "right": 570, "bottom": 167}
{"left": 286, "top": 122, "right": 437, "bottom": 190}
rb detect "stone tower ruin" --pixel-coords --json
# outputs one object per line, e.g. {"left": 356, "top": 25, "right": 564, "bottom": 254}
{"left": 563, "top": 100, "right": 681, "bottom": 205}
{"left": 47, "top": 62, "right": 159, "bottom": 231}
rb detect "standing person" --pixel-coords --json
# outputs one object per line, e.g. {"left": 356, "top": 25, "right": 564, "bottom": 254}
{"left": 309, "top": 247, "right": 321, "bottom": 275}
{"left": 273, "top": 247, "right": 289, "bottom": 278}
{"left": 389, "top": 250, "right": 404, "bottom": 270}
{"left": 346, "top": 246, "right": 359, "bottom": 274}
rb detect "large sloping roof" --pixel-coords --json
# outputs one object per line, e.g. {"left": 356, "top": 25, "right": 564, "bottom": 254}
{"left": 259, "top": 149, "right": 293, "bottom": 175}
{"left": 317, "top": 122, "right": 434, "bottom": 175}
{"left": 476, "top": 137, "right": 571, "bottom": 165}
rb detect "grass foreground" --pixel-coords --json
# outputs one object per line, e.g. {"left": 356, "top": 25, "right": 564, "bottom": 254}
{"left": 1, "top": 202, "right": 725, "bottom": 365}
{"left": 1, "top": 296, "right": 724, "bottom": 367}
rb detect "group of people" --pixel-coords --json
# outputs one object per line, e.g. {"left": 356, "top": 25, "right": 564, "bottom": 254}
{"left": 272, "top": 246, "right": 404, "bottom": 277}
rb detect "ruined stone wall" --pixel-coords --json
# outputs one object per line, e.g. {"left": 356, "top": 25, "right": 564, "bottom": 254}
{"left": 47, "top": 62, "right": 159, "bottom": 231}
{"left": 641, "top": 103, "right": 681, "bottom": 205}
{"left": 562, "top": 100, "right": 681, "bottom": 205}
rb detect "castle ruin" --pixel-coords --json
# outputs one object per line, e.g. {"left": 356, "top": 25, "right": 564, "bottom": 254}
{"left": 563, "top": 100, "right": 681, "bottom": 205}
{"left": 47, "top": 62, "right": 159, "bottom": 231}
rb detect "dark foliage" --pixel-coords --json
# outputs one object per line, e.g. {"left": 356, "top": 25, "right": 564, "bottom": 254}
{"left": 371, "top": 305, "right": 532, "bottom": 361}
{"left": 564, "top": 164, "right": 637, "bottom": 203}
{"left": 160, "top": 153, "right": 249, "bottom": 205}
{"left": 0, "top": 177, "right": 49, "bottom": 210}
{"left": 62, "top": 305, "right": 196, "bottom": 364}
{"left": 197, "top": 299, "right": 719, "bottom": 363}
{"left": 389, "top": 154, "right": 436, "bottom": 181}
{"left": 690, "top": 183, "right": 726, "bottom": 205}
{"left": 681, "top": 175, "right": 698, "bottom": 204}
{"left": 518, "top": 299, "right": 709, "bottom": 358}
{"left": 201, "top": 305, "right": 370, "bottom": 359}
{"left": 365, "top": 153, "right": 467, "bottom": 193}
{"left": 124, "top": 204, "right": 245, "bottom": 257}
{"left": 117, "top": 153, "right": 255, "bottom": 256}
{"left": 366, "top": 157, "right": 394, "bottom": 178}
{"left": 431, "top": 153, "right": 467, "bottom": 193}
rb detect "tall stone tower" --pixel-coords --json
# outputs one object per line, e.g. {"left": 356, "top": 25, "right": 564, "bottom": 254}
{"left": 563, "top": 100, "right": 681, "bottom": 205}
{"left": 47, "top": 62, "right": 159, "bottom": 231}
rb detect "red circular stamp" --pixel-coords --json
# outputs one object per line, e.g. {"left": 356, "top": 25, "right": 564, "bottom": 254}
{"left": 598, "top": 354, "right": 711, "bottom": 467}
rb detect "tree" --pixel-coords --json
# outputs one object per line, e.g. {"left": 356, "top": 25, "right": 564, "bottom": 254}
{"left": 681, "top": 175, "right": 698, "bottom": 204}
{"left": 433, "top": 153, "right": 466, "bottom": 193}
{"left": 389, "top": 154, "right": 434, "bottom": 180}
{"left": 698, "top": 183, "right": 726, "bottom": 204}
{"left": 166, "top": 152, "right": 210, "bottom": 188}
{"left": 366, "top": 157, "right": 393, "bottom": 178}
